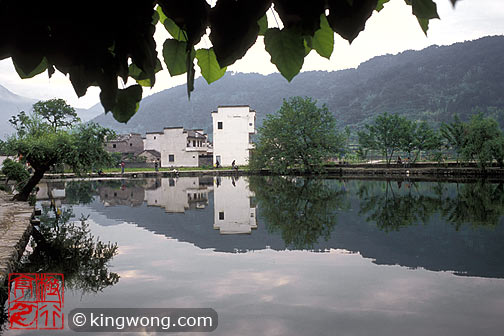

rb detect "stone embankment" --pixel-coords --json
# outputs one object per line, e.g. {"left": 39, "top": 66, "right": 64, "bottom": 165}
{"left": 37, "top": 163, "right": 504, "bottom": 181}
{"left": 0, "top": 191, "right": 33, "bottom": 285}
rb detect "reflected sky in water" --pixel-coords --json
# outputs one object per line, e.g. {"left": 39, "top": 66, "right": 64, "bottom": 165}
{"left": 8, "top": 177, "right": 504, "bottom": 335}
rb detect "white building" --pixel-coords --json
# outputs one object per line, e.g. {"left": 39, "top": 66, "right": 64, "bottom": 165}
{"left": 144, "top": 127, "right": 210, "bottom": 168}
{"left": 213, "top": 176, "right": 257, "bottom": 234}
{"left": 212, "top": 105, "right": 255, "bottom": 167}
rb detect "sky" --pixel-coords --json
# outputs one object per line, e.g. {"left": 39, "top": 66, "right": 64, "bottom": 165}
{"left": 0, "top": 0, "right": 503, "bottom": 109}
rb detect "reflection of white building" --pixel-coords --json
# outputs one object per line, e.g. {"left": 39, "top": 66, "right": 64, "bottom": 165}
{"left": 212, "top": 105, "right": 255, "bottom": 166}
{"left": 144, "top": 177, "right": 211, "bottom": 213}
{"left": 144, "top": 127, "right": 210, "bottom": 167}
{"left": 213, "top": 176, "right": 257, "bottom": 234}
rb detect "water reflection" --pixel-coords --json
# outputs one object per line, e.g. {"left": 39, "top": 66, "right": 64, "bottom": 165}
{"left": 214, "top": 176, "right": 257, "bottom": 234}
{"left": 249, "top": 176, "right": 347, "bottom": 249}
{"left": 20, "top": 204, "right": 120, "bottom": 293}
{"left": 35, "top": 176, "right": 504, "bottom": 278}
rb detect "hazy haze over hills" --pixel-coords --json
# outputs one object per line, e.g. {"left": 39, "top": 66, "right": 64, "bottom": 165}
{"left": 91, "top": 36, "right": 504, "bottom": 136}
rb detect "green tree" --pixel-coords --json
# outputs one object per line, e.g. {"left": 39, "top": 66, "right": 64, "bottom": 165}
{"left": 440, "top": 115, "right": 466, "bottom": 163}
{"left": 249, "top": 96, "right": 344, "bottom": 174}
{"left": 358, "top": 112, "right": 409, "bottom": 165}
{"left": 32, "top": 99, "right": 80, "bottom": 132}
{"left": 0, "top": 0, "right": 453, "bottom": 122}
{"left": 1, "top": 158, "right": 29, "bottom": 189}
{"left": 5, "top": 102, "right": 114, "bottom": 201}
{"left": 462, "top": 114, "right": 503, "bottom": 170}
{"left": 412, "top": 121, "right": 441, "bottom": 162}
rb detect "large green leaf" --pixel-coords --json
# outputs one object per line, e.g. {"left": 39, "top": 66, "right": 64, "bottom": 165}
{"left": 111, "top": 85, "right": 143, "bottom": 123}
{"left": 257, "top": 15, "right": 268, "bottom": 36}
{"left": 376, "top": 0, "right": 390, "bottom": 12}
{"left": 13, "top": 56, "right": 48, "bottom": 79}
{"left": 411, "top": 0, "right": 439, "bottom": 19}
{"left": 163, "top": 39, "right": 188, "bottom": 76}
{"left": 129, "top": 58, "right": 163, "bottom": 87}
{"left": 312, "top": 15, "right": 334, "bottom": 59}
{"left": 157, "top": 6, "right": 188, "bottom": 42}
{"left": 196, "top": 48, "right": 227, "bottom": 84}
{"left": 264, "top": 28, "right": 305, "bottom": 82}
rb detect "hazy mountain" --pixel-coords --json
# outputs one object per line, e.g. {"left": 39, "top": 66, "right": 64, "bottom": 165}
{"left": 0, "top": 85, "right": 103, "bottom": 139}
{"left": 74, "top": 36, "right": 504, "bottom": 135}
{"left": 0, "top": 85, "right": 36, "bottom": 138}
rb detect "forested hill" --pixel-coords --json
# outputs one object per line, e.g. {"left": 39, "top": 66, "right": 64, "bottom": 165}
{"left": 90, "top": 35, "right": 504, "bottom": 135}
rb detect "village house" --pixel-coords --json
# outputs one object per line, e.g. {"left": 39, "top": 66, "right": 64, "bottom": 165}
{"left": 212, "top": 105, "right": 256, "bottom": 167}
{"left": 105, "top": 133, "right": 144, "bottom": 155}
{"left": 143, "top": 127, "right": 211, "bottom": 168}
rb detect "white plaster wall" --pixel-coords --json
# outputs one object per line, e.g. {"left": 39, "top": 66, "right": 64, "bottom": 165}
{"left": 160, "top": 128, "right": 199, "bottom": 168}
{"left": 213, "top": 177, "right": 257, "bottom": 234}
{"left": 144, "top": 133, "right": 162, "bottom": 152}
{"left": 212, "top": 106, "right": 255, "bottom": 166}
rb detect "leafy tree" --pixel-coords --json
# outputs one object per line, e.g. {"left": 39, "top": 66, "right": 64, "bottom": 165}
{"left": 0, "top": 0, "right": 454, "bottom": 122}
{"left": 440, "top": 115, "right": 466, "bottom": 163}
{"left": 5, "top": 102, "right": 114, "bottom": 201}
{"left": 358, "top": 112, "right": 409, "bottom": 165}
{"left": 32, "top": 99, "right": 80, "bottom": 132}
{"left": 249, "top": 96, "right": 344, "bottom": 174}
{"left": 461, "top": 114, "right": 503, "bottom": 170}
{"left": 1, "top": 158, "right": 29, "bottom": 189}
{"left": 411, "top": 121, "right": 441, "bottom": 162}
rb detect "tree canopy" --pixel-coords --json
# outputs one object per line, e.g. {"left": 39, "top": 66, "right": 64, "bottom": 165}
{"left": 5, "top": 100, "right": 114, "bottom": 201}
{"left": 0, "top": 0, "right": 458, "bottom": 123}
{"left": 250, "top": 96, "right": 344, "bottom": 173}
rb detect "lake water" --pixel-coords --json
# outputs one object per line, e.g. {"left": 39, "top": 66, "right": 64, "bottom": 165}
{"left": 4, "top": 176, "right": 504, "bottom": 335}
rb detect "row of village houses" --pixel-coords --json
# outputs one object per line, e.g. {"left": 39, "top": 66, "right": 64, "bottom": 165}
{"left": 105, "top": 105, "right": 256, "bottom": 168}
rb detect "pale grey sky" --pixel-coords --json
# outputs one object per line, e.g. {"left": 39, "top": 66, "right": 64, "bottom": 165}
{"left": 0, "top": 0, "right": 503, "bottom": 108}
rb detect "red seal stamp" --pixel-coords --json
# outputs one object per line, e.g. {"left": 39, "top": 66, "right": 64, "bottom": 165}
{"left": 8, "top": 273, "right": 64, "bottom": 330}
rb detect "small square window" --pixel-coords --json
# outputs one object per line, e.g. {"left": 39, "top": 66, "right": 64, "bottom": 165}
{"left": 130, "top": 143, "right": 132, "bottom": 146}
{"left": 169, "top": 154, "right": 175, "bottom": 162}
{"left": 154, "top": 136, "right": 156, "bottom": 140}
{"left": 249, "top": 123, "right": 252, "bottom": 126}
{"left": 217, "top": 121, "right": 223, "bottom": 129}
{"left": 219, "top": 211, "right": 224, "bottom": 220}
{"left": 112, "top": 144, "right": 116, "bottom": 148}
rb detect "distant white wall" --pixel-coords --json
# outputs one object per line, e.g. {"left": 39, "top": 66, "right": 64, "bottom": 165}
{"left": 144, "top": 133, "right": 162, "bottom": 152}
{"left": 212, "top": 106, "right": 255, "bottom": 166}
{"left": 159, "top": 128, "right": 199, "bottom": 168}
{"left": 213, "top": 176, "right": 257, "bottom": 234}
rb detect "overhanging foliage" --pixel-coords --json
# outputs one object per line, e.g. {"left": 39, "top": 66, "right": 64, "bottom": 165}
{"left": 0, "top": 0, "right": 457, "bottom": 123}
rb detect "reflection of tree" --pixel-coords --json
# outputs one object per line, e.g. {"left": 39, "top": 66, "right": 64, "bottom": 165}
{"left": 19, "top": 204, "right": 119, "bottom": 293}
{"left": 358, "top": 180, "right": 504, "bottom": 231}
{"left": 358, "top": 181, "right": 440, "bottom": 231}
{"left": 65, "top": 180, "right": 98, "bottom": 204}
{"left": 441, "top": 182, "right": 504, "bottom": 229}
{"left": 249, "top": 176, "right": 348, "bottom": 249}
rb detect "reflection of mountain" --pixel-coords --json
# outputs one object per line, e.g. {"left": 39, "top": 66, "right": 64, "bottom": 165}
{"left": 67, "top": 178, "right": 504, "bottom": 278}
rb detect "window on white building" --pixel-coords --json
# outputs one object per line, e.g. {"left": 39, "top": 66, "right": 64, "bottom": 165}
{"left": 219, "top": 211, "right": 224, "bottom": 220}
{"left": 217, "top": 121, "right": 223, "bottom": 129}
{"left": 169, "top": 154, "right": 175, "bottom": 162}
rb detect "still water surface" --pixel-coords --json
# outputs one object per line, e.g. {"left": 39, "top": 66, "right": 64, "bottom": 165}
{"left": 5, "top": 176, "right": 504, "bottom": 335}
